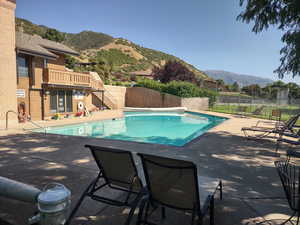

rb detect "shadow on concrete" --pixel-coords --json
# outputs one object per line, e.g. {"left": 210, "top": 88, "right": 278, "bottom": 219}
{"left": 0, "top": 131, "right": 294, "bottom": 225}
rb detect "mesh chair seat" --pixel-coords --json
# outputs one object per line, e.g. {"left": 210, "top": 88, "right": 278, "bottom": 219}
{"left": 275, "top": 160, "right": 300, "bottom": 225}
{"left": 137, "top": 153, "right": 222, "bottom": 225}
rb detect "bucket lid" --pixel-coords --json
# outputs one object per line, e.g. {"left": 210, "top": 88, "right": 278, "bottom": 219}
{"left": 38, "top": 183, "right": 70, "bottom": 205}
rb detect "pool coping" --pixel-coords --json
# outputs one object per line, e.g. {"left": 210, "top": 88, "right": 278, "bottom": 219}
{"left": 32, "top": 110, "right": 230, "bottom": 149}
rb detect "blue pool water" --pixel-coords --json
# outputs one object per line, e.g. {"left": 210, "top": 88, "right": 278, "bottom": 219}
{"left": 39, "top": 112, "right": 226, "bottom": 146}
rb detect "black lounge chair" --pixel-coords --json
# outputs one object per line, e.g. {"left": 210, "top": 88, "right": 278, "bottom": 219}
{"left": 137, "top": 153, "right": 222, "bottom": 225}
{"left": 276, "top": 130, "right": 300, "bottom": 152}
{"left": 241, "top": 113, "right": 300, "bottom": 140}
{"left": 66, "top": 145, "right": 145, "bottom": 225}
{"left": 275, "top": 160, "right": 300, "bottom": 225}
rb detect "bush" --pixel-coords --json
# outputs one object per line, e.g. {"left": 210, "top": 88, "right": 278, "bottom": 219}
{"left": 135, "top": 79, "right": 165, "bottom": 92}
{"left": 135, "top": 79, "right": 218, "bottom": 105}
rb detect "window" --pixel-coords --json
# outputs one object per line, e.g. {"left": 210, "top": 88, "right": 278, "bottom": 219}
{"left": 50, "top": 90, "right": 58, "bottom": 113}
{"left": 17, "top": 55, "right": 29, "bottom": 77}
{"left": 66, "top": 91, "right": 73, "bottom": 112}
{"left": 49, "top": 90, "right": 73, "bottom": 113}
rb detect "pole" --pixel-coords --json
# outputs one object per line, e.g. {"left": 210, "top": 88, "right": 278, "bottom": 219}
{"left": 0, "top": 176, "right": 41, "bottom": 203}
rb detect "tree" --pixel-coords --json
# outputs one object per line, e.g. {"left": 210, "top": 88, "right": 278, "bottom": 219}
{"left": 43, "top": 28, "right": 65, "bottom": 42}
{"left": 65, "top": 55, "right": 77, "bottom": 69}
{"left": 216, "top": 79, "right": 225, "bottom": 86}
{"left": 92, "top": 57, "right": 115, "bottom": 83}
{"left": 215, "top": 79, "right": 226, "bottom": 91}
{"left": 231, "top": 82, "right": 240, "bottom": 92}
{"left": 237, "top": 0, "right": 300, "bottom": 78}
{"left": 242, "top": 84, "right": 262, "bottom": 96}
{"left": 287, "top": 82, "right": 300, "bottom": 99}
{"left": 152, "top": 61, "right": 196, "bottom": 84}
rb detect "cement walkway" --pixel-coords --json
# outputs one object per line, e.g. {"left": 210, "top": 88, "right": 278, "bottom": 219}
{"left": 0, "top": 112, "right": 297, "bottom": 225}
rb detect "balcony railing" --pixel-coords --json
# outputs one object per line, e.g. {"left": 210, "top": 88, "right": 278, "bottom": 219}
{"left": 44, "top": 68, "right": 103, "bottom": 90}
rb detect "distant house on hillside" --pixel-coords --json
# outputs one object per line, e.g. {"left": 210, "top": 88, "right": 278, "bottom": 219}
{"left": 129, "top": 70, "right": 153, "bottom": 79}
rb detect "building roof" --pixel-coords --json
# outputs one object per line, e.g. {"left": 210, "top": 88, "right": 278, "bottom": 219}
{"left": 16, "top": 32, "right": 79, "bottom": 59}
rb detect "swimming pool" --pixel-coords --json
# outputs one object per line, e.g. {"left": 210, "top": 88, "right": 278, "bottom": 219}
{"left": 39, "top": 111, "right": 226, "bottom": 146}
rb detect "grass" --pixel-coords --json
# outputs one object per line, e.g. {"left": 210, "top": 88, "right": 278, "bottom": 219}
{"left": 209, "top": 104, "right": 300, "bottom": 121}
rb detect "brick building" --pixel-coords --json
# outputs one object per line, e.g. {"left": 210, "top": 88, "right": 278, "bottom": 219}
{"left": 0, "top": 0, "right": 105, "bottom": 128}
{"left": 15, "top": 32, "right": 104, "bottom": 121}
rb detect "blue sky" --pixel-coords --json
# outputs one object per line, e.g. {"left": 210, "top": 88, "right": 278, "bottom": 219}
{"left": 16, "top": 0, "right": 300, "bottom": 84}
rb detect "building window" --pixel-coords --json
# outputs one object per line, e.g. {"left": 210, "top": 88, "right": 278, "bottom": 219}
{"left": 66, "top": 91, "right": 73, "bottom": 112}
{"left": 50, "top": 90, "right": 58, "bottom": 113}
{"left": 49, "top": 90, "right": 73, "bottom": 113}
{"left": 17, "top": 55, "right": 29, "bottom": 77}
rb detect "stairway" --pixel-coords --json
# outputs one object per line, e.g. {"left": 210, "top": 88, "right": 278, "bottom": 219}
{"left": 89, "top": 72, "right": 119, "bottom": 110}
{"left": 92, "top": 89, "right": 118, "bottom": 110}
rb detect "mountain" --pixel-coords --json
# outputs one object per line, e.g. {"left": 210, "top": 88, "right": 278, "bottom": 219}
{"left": 205, "top": 70, "right": 273, "bottom": 87}
{"left": 16, "top": 18, "right": 208, "bottom": 79}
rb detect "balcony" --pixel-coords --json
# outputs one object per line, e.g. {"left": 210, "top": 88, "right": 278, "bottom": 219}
{"left": 44, "top": 68, "right": 103, "bottom": 90}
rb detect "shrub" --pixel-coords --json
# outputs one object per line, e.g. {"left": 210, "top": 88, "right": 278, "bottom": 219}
{"left": 135, "top": 79, "right": 217, "bottom": 106}
{"left": 135, "top": 79, "right": 217, "bottom": 105}
{"left": 135, "top": 79, "right": 165, "bottom": 92}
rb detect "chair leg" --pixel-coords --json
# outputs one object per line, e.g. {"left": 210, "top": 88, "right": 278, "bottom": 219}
{"left": 197, "top": 214, "right": 203, "bottom": 225}
{"left": 281, "top": 212, "right": 296, "bottom": 225}
{"left": 191, "top": 209, "right": 195, "bottom": 225}
{"left": 219, "top": 181, "right": 223, "bottom": 200}
{"left": 209, "top": 196, "right": 215, "bottom": 225}
{"left": 136, "top": 198, "right": 148, "bottom": 225}
{"left": 125, "top": 191, "right": 146, "bottom": 225}
{"left": 161, "top": 207, "right": 166, "bottom": 220}
{"left": 276, "top": 140, "right": 280, "bottom": 153}
{"left": 65, "top": 181, "right": 94, "bottom": 225}
{"left": 296, "top": 212, "right": 300, "bottom": 225}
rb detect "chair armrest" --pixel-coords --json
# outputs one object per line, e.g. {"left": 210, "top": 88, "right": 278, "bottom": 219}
{"left": 280, "top": 132, "right": 300, "bottom": 139}
{"left": 287, "top": 150, "right": 300, "bottom": 159}
{"left": 278, "top": 138, "right": 300, "bottom": 145}
{"left": 255, "top": 120, "right": 278, "bottom": 127}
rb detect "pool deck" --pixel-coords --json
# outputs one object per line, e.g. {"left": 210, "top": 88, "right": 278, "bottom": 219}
{"left": 0, "top": 110, "right": 297, "bottom": 225}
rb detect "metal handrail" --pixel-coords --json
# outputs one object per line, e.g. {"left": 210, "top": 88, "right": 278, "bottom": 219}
{"left": 6, "top": 110, "right": 47, "bottom": 133}
{"left": 5, "top": 110, "right": 18, "bottom": 130}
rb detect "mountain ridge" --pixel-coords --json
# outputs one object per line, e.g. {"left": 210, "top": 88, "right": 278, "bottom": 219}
{"left": 205, "top": 70, "right": 273, "bottom": 87}
{"left": 16, "top": 17, "right": 208, "bottom": 79}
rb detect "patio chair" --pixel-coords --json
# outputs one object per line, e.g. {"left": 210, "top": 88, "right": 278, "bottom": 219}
{"left": 136, "top": 153, "right": 222, "bottom": 225}
{"left": 286, "top": 149, "right": 300, "bottom": 162}
{"left": 269, "top": 109, "right": 282, "bottom": 121}
{"left": 274, "top": 160, "right": 300, "bottom": 225}
{"left": 66, "top": 145, "right": 145, "bottom": 225}
{"left": 241, "top": 113, "right": 300, "bottom": 140}
{"left": 276, "top": 130, "right": 300, "bottom": 153}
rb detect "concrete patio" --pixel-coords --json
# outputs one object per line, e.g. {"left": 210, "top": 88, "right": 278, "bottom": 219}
{"left": 0, "top": 111, "right": 297, "bottom": 225}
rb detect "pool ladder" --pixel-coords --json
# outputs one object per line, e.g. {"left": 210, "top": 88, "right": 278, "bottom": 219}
{"left": 5, "top": 110, "right": 47, "bottom": 134}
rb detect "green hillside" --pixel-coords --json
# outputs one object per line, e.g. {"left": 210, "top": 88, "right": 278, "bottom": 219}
{"left": 16, "top": 17, "right": 208, "bottom": 79}
{"left": 64, "top": 31, "right": 114, "bottom": 50}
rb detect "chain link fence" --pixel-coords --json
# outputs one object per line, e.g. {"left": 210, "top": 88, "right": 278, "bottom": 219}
{"left": 209, "top": 94, "right": 300, "bottom": 121}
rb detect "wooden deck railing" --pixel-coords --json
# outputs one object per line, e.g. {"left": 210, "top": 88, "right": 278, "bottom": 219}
{"left": 44, "top": 68, "right": 103, "bottom": 90}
